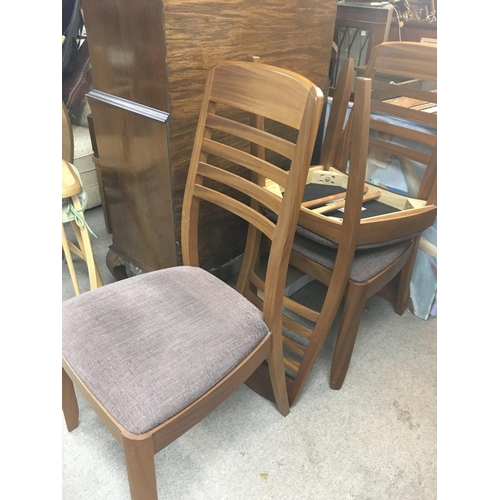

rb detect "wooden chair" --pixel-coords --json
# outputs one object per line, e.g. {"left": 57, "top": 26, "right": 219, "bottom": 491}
{"left": 62, "top": 102, "right": 103, "bottom": 295}
{"left": 298, "top": 41, "right": 438, "bottom": 395}
{"left": 320, "top": 58, "right": 355, "bottom": 173}
{"left": 62, "top": 61, "right": 324, "bottom": 500}
{"left": 245, "top": 45, "right": 437, "bottom": 404}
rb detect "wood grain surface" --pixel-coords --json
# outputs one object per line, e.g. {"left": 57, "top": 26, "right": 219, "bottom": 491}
{"left": 83, "top": 0, "right": 337, "bottom": 271}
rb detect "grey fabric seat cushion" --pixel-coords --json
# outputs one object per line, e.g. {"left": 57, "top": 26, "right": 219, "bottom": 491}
{"left": 62, "top": 266, "right": 270, "bottom": 435}
{"left": 292, "top": 233, "right": 413, "bottom": 282}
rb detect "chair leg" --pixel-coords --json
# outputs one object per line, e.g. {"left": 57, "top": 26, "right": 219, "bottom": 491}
{"left": 266, "top": 345, "right": 290, "bottom": 416}
{"left": 395, "top": 238, "right": 420, "bottom": 316}
{"left": 62, "top": 225, "right": 80, "bottom": 296}
{"left": 70, "top": 214, "right": 101, "bottom": 291}
{"left": 123, "top": 434, "right": 158, "bottom": 500}
{"left": 62, "top": 368, "right": 80, "bottom": 432}
{"left": 330, "top": 282, "right": 368, "bottom": 390}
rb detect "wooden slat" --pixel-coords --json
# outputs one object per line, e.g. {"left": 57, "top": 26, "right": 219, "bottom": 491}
{"left": 284, "top": 296, "right": 320, "bottom": 324}
{"left": 205, "top": 114, "right": 295, "bottom": 160}
{"left": 249, "top": 271, "right": 321, "bottom": 324}
{"left": 202, "top": 138, "right": 289, "bottom": 187}
{"left": 283, "top": 356, "right": 300, "bottom": 374}
{"left": 369, "top": 137, "right": 431, "bottom": 165}
{"left": 209, "top": 62, "right": 315, "bottom": 129}
{"left": 192, "top": 184, "right": 276, "bottom": 240}
{"left": 371, "top": 100, "right": 437, "bottom": 127}
{"left": 283, "top": 336, "right": 307, "bottom": 357}
{"left": 245, "top": 288, "right": 264, "bottom": 312}
{"left": 369, "top": 118, "right": 437, "bottom": 147}
{"left": 282, "top": 315, "right": 314, "bottom": 339}
{"left": 197, "top": 162, "right": 282, "bottom": 215}
{"left": 248, "top": 271, "right": 265, "bottom": 293}
{"left": 371, "top": 80, "right": 437, "bottom": 104}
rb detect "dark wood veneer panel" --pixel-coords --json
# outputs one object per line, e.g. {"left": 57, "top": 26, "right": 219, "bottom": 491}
{"left": 163, "top": 0, "right": 337, "bottom": 269}
{"left": 83, "top": 0, "right": 337, "bottom": 272}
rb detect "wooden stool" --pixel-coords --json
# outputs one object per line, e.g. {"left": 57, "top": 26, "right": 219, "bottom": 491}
{"left": 62, "top": 159, "right": 103, "bottom": 295}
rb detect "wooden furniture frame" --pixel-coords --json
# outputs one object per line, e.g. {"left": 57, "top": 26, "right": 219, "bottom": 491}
{"left": 62, "top": 61, "right": 324, "bottom": 500}
{"left": 330, "top": 2, "right": 393, "bottom": 85}
{"left": 305, "top": 41, "right": 437, "bottom": 394}
{"left": 245, "top": 41, "right": 437, "bottom": 403}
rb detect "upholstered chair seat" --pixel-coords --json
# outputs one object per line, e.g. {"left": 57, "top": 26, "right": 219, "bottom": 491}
{"left": 62, "top": 266, "right": 270, "bottom": 435}
{"left": 292, "top": 233, "right": 413, "bottom": 283}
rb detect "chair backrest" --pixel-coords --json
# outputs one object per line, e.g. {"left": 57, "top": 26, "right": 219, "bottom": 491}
{"left": 361, "top": 41, "right": 437, "bottom": 205}
{"left": 181, "top": 61, "right": 324, "bottom": 330}
{"left": 320, "top": 58, "right": 355, "bottom": 172}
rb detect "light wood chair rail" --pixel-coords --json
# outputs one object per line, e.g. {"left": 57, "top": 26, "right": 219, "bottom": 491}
{"left": 62, "top": 99, "right": 103, "bottom": 296}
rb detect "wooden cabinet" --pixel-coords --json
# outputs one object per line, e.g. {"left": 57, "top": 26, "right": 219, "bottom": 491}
{"left": 82, "top": 0, "right": 338, "bottom": 279}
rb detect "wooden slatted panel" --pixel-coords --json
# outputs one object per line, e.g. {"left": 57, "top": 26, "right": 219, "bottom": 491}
{"left": 370, "top": 118, "right": 437, "bottom": 147}
{"left": 192, "top": 184, "right": 276, "bottom": 240}
{"left": 205, "top": 114, "right": 296, "bottom": 160}
{"left": 371, "top": 100, "right": 437, "bottom": 127}
{"left": 369, "top": 137, "right": 431, "bottom": 165}
{"left": 371, "top": 80, "right": 437, "bottom": 104}
{"left": 197, "top": 162, "right": 282, "bottom": 215}
{"left": 249, "top": 271, "right": 321, "bottom": 324}
{"left": 202, "top": 138, "right": 289, "bottom": 187}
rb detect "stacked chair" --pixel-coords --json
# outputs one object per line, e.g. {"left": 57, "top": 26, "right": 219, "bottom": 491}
{"left": 245, "top": 42, "right": 437, "bottom": 405}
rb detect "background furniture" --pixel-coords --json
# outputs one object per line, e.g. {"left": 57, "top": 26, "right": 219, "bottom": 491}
{"left": 329, "top": 1, "right": 393, "bottom": 87}
{"left": 62, "top": 102, "right": 103, "bottom": 295}
{"left": 62, "top": 159, "right": 103, "bottom": 295}
{"left": 62, "top": 61, "right": 324, "bottom": 500}
{"left": 81, "top": 0, "right": 338, "bottom": 280}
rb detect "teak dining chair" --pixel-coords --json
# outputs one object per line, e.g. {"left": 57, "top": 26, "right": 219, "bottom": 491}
{"left": 62, "top": 61, "right": 324, "bottom": 500}
{"left": 326, "top": 41, "right": 437, "bottom": 389}
{"left": 296, "top": 41, "right": 437, "bottom": 395}
{"left": 245, "top": 56, "right": 437, "bottom": 405}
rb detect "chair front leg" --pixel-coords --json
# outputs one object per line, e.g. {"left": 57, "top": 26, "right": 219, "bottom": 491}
{"left": 62, "top": 367, "right": 79, "bottom": 431}
{"left": 123, "top": 434, "right": 158, "bottom": 500}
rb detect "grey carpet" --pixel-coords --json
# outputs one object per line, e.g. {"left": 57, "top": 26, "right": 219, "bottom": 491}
{"left": 62, "top": 206, "right": 436, "bottom": 499}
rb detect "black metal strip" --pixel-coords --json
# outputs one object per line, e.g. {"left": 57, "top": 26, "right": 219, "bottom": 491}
{"left": 86, "top": 89, "right": 171, "bottom": 123}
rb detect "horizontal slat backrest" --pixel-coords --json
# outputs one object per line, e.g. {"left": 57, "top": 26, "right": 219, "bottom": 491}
{"left": 361, "top": 41, "right": 437, "bottom": 203}
{"left": 181, "top": 61, "right": 323, "bottom": 329}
